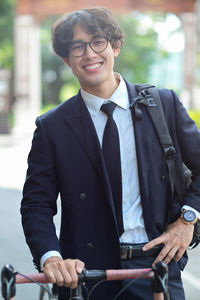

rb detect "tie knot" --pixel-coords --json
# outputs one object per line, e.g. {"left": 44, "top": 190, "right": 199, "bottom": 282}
{"left": 101, "top": 102, "right": 116, "bottom": 117}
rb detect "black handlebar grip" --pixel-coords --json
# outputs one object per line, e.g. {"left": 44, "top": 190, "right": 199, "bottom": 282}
{"left": 78, "top": 269, "right": 106, "bottom": 283}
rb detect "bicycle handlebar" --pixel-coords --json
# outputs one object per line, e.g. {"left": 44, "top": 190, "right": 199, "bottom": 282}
{"left": 1, "top": 262, "right": 169, "bottom": 300}
{"left": 15, "top": 273, "right": 49, "bottom": 284}
{"left": 15, "top": 268, "right": 153, "bottom": 284}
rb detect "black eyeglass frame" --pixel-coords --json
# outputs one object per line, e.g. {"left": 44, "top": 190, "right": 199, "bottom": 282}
{"left": 68, "top": 36, "right": 111, "bottom": 57}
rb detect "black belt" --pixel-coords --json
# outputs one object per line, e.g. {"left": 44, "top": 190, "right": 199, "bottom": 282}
{"left": 120, "top": 243, "right": 163, "bottom": 260}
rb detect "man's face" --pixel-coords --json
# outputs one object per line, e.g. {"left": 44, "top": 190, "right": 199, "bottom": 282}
{"left": 64, "top": 24, "right": 120, "bottom": 95}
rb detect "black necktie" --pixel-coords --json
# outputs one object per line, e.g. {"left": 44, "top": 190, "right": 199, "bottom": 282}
{"left": 101, "top": 102, "right": 124, "bottom": 236}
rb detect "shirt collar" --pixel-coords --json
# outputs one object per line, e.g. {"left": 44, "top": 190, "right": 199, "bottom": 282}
{"left": 81, "top": 73, "right": 129, "bottom": 117}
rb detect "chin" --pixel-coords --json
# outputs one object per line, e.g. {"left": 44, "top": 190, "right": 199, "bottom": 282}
{"left": 82, "top": 77, "right": 105, "bottom": 88}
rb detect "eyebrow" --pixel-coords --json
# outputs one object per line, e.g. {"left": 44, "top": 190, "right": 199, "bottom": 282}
{"left": 70, "top": 39, "right": 85, "bottom": 45}
{"left": 70, "top": 35, "right": 106, "bottom": 45}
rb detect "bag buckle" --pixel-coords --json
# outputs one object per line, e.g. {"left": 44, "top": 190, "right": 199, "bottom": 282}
{"left": 163, "top": 146, "right": 176, "bottom": 160}
{"left": 139, "top": 90, "right": 156, "bottom": 107}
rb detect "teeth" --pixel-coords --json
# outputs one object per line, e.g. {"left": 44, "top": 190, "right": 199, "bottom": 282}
{"left": 85, "top": 63, "right": 101, "bottom": 70}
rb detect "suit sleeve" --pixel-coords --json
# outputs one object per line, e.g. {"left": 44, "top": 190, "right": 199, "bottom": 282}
{"left": 171, "top": 90, "right": 200, "bottom": 213}
{"left": 21, "top": 116, "right": 61, "bottom": 270}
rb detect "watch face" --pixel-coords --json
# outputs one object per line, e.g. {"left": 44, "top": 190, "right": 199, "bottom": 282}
{"left": 183, "top": 210, "right": 196, "bottom": 222}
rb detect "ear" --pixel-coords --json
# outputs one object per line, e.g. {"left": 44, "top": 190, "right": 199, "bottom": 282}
{"left": 112, "top": 40, "right": 121, "bottom": 58}
{"left": 113, "top": 47, "right": 120, "bottom": 58}
{"left": 63, "top": 57, "right": 71, "bottom": 67}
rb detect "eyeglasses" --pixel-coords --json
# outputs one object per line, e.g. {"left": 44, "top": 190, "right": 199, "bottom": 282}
{"left": 69, "top": 36, "right": 110, "bottom": 57}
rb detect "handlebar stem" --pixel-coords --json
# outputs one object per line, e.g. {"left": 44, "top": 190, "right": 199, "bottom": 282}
{"left": 69, "top": 285, "right": 84, "bottom": 300}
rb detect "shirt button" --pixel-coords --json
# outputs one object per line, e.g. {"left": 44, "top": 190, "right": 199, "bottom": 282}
{"left": 80, "top": 193, "right": 87, "bottom": 200}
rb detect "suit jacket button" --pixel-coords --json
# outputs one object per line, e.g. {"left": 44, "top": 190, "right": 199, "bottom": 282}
{"left": 86, "top": 243, "right": 94, "bottom": 249}
{"left": 80, "top": 193, "right": 87, "bottom": 200}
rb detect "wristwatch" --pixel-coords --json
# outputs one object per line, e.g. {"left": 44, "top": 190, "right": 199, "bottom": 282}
{"left": 180, "top": 209, "right": 198, "bottom": 225}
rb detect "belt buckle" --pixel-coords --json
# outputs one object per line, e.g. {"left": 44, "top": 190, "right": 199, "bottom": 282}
{"left": 121, "top": 246, "right": 128, "bottom": 259}
{"left": 121, "top": 246, "right": 133, "bottom": 260}
{"left": 128, "top": 246, "right": 133, "bottom": 259}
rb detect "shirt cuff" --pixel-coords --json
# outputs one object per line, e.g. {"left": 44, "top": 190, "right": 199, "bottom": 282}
{"left": 182, "top": 205, "right": 200, "bottom": 220}
{"left": 40, "top": 251, "right": 62, "bottom": 270}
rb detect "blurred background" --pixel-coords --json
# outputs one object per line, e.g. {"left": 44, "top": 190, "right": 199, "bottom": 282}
{"left": 0, "top": 0, "right": 200, "bottom": 299}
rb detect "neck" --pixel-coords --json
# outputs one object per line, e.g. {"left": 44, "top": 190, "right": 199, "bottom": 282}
{"left": 80, "top": 73, "right": 120, "bottom": 99}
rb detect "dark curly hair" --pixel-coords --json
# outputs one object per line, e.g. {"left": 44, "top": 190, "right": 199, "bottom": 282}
{"left": 52, "top": 7, "right": 124, "bottom": 58}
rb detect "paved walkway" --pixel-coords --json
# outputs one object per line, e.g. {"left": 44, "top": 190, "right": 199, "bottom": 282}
{"left": 0, "top": 133, "right": 199, "bottom": 300}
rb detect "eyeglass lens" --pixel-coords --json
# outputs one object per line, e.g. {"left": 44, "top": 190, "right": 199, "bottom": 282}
{"left": 70, "top": 37, "right": 108, "bottom": 57}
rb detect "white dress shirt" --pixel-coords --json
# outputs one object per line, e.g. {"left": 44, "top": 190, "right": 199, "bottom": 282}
{"left": 40, "top": 74, "right": 199, "bottom": 268}
{"left": 81, "top": 74, "right": 149, "bottom": 244}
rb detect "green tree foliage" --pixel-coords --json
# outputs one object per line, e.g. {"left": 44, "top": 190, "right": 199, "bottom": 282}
{"left": 0, "top": 0, "right": 14, "bottom": 69}
{"left": 188, "top": 110, "right": 200, "bottom": 129}
{"left": 115, "top": 14, "right": 158, "bottom": 83}
{"left": 41, "top": 17, "right": 79, "bottom": 106}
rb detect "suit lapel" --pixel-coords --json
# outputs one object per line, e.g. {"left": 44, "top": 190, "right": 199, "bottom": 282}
{"left": 63, "top": 92, "right": 118, "bottom": 227}
{"left": 64, "top": 92, "right": 104, "bottom": 177}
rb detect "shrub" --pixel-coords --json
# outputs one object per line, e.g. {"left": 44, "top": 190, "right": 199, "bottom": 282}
{"left": 188, "top": 110, "right": 200, "bottom": 129}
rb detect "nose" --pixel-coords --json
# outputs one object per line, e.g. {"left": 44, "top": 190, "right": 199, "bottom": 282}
{"left": 83, "top": 43, "right": 97, "bottom": 59}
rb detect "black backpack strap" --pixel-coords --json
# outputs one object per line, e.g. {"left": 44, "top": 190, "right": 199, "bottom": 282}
{"left": 133, "top": 84, "right": 184, "bottom": 202}
{"left": 132, "top": 84, "right": 200, "bottom": 248}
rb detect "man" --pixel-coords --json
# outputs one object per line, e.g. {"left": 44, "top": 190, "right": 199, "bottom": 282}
{"left": 21, "top": 7, "right": 200, "bottom": 300}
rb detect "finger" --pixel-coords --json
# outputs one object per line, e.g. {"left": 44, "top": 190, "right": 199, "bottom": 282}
{"left": 43, "top": 258, "right": 85, "bottom": 288}
{"left": 64, "top": 259, "right": 85, "bottom": 288}
{"left": 143, "top": 235, "right": 166, "bottom": 251}
{"left": 44, "top": 264, "right": 65, "bottom": 286}
{"left": 174, "top": 247, "right": 186, "bottom": 262}
{"left": 152, "top": 244, "right": 172, "bottom": 265}
{"left": 163, "top": 247, "right": 178, "bottom": 265}
{"left": 44, "top": 268, "right": 57, "bottom": 283}
{"left": 75, "top": 259, "right": 85, "bottom": 274}
{"left": 44, "top": 262, "right": 59, "bottom": 283}
{"left": 44, "top": 259, "right": 74, "bottom": 288}
{"left": 63, "top": 260, "right": 79, "bottom": 289}
{"left": 55, "top": 268, "right": 71, "bottom": 287}
{"left": 43, "top": 257, "right": 63, "bottom": 283}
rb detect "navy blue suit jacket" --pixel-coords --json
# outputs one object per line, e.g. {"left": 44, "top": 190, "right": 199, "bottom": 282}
{"left": 21, "top": 80, "right": 200, "bottom": 297}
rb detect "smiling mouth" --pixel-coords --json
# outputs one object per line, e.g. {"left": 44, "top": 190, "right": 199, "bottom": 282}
{"left": 84, "top": 62, "right": 103, "bottom": 70}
